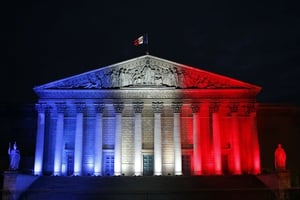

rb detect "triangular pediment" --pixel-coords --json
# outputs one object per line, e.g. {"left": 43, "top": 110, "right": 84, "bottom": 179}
{"left": 34, "top": 55, "right": 261, "bottom": 92}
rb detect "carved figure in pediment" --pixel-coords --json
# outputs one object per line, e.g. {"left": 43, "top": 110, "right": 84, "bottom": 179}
{"left": 142, "top": 65, "right": 155, "bottom": 85}
{"left": 84, "top": 74, "right": 102, "bottom": 88}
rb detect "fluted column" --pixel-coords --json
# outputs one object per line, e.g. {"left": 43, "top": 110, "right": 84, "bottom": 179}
{"left": 73, "top": 103, "right": 86, "bottom": 176}
{"left": 229, "top": 102, "right": 241, "bottom": 174}
{"left": 191, "top": 103, "right": 202, "bottom": 175}
{"left": 133, "top": 102, "right": 144, "bottom": 176}
{"left": 54, "top": 103, "right": 66, "bottom": 176}
{"left": 210, "top": 102, "right": 222, "bottom": 175}
{"left": 152, "top": 102, "right": 164, "bottom": 175}
{"left": 172, "top": 102, "right": 183, "bottom": 175}
{"left": 34, "top": 103, "right": 47, "bottom": 175}
{"left": 247, "top": 103, "right": 261, "bottom": 174}
{"left": 94, "top": 103, "right": 105, "bottom": 176}
{"left": 113, "top": 103, "right": 124, "bottom": 176}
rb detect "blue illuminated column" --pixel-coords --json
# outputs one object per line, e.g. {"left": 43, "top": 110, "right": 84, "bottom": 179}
{"left": 210, "top": 102, "right": 222, "bottom": 175}
{"left": 172, "top": 102, "right": 183, "bottom": 175}
{"left": 54, "top": 103, "right": 66, "bottom": 176}
{"left": 191, "top": 103, "right": 202, "bottom": 175}
{"left": 113, "top": 103, "right": 124, "bottom": 176}
{"left": 94, "top": 103, "right": 105, "bottom": 176}
{"left": 229, "top": 102, "right": 241, "bottom": 174}
{"left": 73, "top": 103, "right": 86, "bottom": 176}
{"left": 34, "top": 103, "right": 47, "bottom": 175}
{"left": 133, "top": 102, "right": 144, "bottom": 176}
{"left": 152, "top": 102, "right": 163, "bottom": 176}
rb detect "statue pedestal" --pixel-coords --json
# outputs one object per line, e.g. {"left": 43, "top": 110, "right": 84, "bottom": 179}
{"left": 276, "top": 170, "right": 291, "bottom": 189}
{"left": 2, "top": 171, "right": 39, "bottom": 200}
{"left": 257, "top": 170, "right": 291, "bottom": 200}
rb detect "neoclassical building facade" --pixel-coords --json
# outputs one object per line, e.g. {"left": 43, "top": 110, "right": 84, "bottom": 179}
{"left": 33, "top": 55, "right": 261, "bottom": 176}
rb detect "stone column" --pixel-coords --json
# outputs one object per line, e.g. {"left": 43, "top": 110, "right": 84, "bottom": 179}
{"left": 247, "top": 103, "right": 261, "bottom": 174}
{"left": 152, "top": 102, "right": 164, "bottom": 175}
{"left": 34, "top": 103, "right": 47, "bottom": 175}
{"left": 133, "top": 102, "right": 144, "bottom": 176}
{"left": 229, "top": 102, "right": 241, "bottom": 174}
{"left": 210, "top": 102, "right": 222, "bottom": 175}
{"left": 172, "top": 102, "right": 183, "bottom": 175}
{"left": 73, "top": 103, "right": 86, "bottom": 176}
{"left": 191, "top": 103, "right": 202, "bottom": 175}
{"left": 94, "top": 103, "right": 105, "bottom": 176}
{"left": 113, "top": 103, "right": 124, "bottom": 176}
{"left": 53, "top": 103, "right": 66, "bottom": 176}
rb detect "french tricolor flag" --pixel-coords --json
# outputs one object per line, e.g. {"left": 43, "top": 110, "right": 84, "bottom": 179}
{"left": 134, "top": 34, "right": 148, "bottom": 46}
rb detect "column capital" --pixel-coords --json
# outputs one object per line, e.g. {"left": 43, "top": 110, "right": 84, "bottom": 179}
{"left": 152, "top": 102, "right": 164, "bottom": 113}
{"left": 35, "top": 103, "right": 48, "bottom": 113}
{"left": 228, "top": 102, "right": 239, "bottom": 114}
{"left": 133, "top": 102, "right": 144, "bottom": 113}
{"left": 172, "top": 102, "right": 183, "bottom": 113}
{"left": 94, "top": 103, "right": 105, "bottom": 113}
{"left": 113, "top": 102, "right": 124, "bottom": 113}
{"left": 56, "top": 102, "right": 66, "bottom": 113}
{"left": 75, "top": 102, "right": 86, "bottom": 113}
{"left": 191, "top": 102, "right": 201, "bottom": 113}
{"left": 209, "top": 102, "right": 220, "bottom": 113}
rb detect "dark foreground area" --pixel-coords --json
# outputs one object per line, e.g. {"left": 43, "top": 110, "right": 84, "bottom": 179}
{"left": 17, "top": 175, "right": 277, "bottom": 200}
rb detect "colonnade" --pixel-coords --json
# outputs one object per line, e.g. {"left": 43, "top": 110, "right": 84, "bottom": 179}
{"left": 34, "top": 101, "right": 260, "bottom": 176}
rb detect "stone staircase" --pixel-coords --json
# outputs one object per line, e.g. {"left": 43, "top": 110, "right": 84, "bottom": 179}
{"left": 20, "top": 175, "right": 275, "bottom": 200}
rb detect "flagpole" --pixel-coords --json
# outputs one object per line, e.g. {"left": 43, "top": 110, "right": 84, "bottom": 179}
{"left": 145, "top": 33, "right": 149, "bottom": 55}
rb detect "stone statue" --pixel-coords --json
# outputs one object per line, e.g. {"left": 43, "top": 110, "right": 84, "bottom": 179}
{"left": 8, "top": 142, "right": 21, "bottom": 170}
{"left": 274, "top": 144, "right": 286, "bottom": 171}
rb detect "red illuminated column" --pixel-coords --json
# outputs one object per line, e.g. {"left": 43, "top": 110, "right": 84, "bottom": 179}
{"left": 113, "top": 103, "right": 124, "bottom": 176}
{"left": 73, "top": 103, "right": 86, "bottom": 176}
{"left": 191, "top": 103, "right": 202, "bottom": 175}
{"left": 229, "top": 102, "right": 242, "bottom": 175}
{"left": 94, "top": 103, "right": 105, "bottom": 176}
{"left": 133, "top": 102, "right": 144, "bottom": 176}
{"left": 54, "top": 103, "right": 66, "bottom": 176}
{"left": 248, "top": 104, "right": 261, "bottom": 174}
{"left": 210, "top": 102, "right": 222, "bottom": 175}
{"left": 172, "top": 102, "right": 183, "bottom": 175}
{"left": 152, "top": 102, "right": 164, "bottom": 176}
{"left": 34, "top": 103, "right": 47, "bottom": 176}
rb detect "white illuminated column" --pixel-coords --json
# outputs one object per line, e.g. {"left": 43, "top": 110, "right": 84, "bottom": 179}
{"left": 191, "top": 103, "right": 202, "bottom": 175}
{"left": 94, "top": 103, "right": 105, "bottom": 176}
{"left": 54, "top": 103, "right": 66, "bottom": 176}
{"left": 73, "top": 103, "right": 85, "bottom": 176}
{"left": 229, "top": 102, "right": 242, "bottom": 175}
{"left": 113, "top": 103, "right": 124, "bottom": 176}
{"left": 211, "top": 102, "right": 222, "bottom": 175}
{"left": 172, "top": 102, "right": 183, "bottom": 175}
{"left": 34, "top": 103, "right": 47, "bottom": 175}
{"left": 152, "top": 102, "right": 163, "bottom": 176}
{"left": 133, "top": 102, "right": 144, "bottom": 176}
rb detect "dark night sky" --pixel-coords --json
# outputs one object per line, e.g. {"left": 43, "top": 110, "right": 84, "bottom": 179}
{"left": 2, "top": 0, "right": 300, "bottom": 105}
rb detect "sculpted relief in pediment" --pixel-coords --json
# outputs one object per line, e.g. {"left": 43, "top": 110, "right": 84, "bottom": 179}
{"left": 46, "top": 58, "right": 245, "bottom": 90}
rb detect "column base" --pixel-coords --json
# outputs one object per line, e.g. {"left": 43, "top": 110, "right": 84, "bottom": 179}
{"left": 194, "top": 171, "right": 203, "bottom": 175}
{"left": 175, "top": 171, "right": 182, "bottom": 176}
{"left": 53, "top": 172, "right": 61, "bottom": 176}
{"left": 154, "top": 172, "right": 162, "bottom": 176}
{"left": 114, "top": 172, "right": 121, "bottom": 176}
{"left": 134, "top": 172, "right": 142, "bottom": 176}
{"left": 93, "top": 172, "right": 102, "bottom": 176}
{"left": 33, "top": 171, "right": 42, "bottom": 176}
{"left": 73, "top": 172, "right": 81, "bottom": 176}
